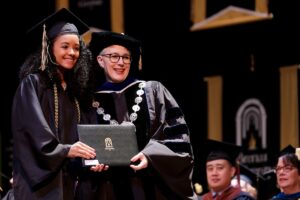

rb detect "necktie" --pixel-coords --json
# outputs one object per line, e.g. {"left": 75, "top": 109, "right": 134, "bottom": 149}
{"left": 213, "top": 193, "right": 220, "bottom": 200}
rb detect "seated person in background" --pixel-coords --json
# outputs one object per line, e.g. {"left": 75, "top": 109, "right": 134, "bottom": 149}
{"left": 199, "top": 139, "right": 255, "bottom": 200}
{"left": 231, "top": 164, "right": 265, "bottom": 199}
{"left": 272, "top": 145, "right": 300, "bottom": 200}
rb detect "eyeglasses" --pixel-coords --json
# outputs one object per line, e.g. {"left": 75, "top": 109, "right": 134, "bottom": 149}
{"left": 100, "top": 54, "right": 131, "bottom": 64}
{"left": 275, "top": 165, "right": 295, "bottom": 173}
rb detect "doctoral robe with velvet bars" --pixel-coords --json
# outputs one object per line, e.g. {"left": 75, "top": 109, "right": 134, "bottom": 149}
{"left": 75, "top": 78, "right": 197, "bottom": 200}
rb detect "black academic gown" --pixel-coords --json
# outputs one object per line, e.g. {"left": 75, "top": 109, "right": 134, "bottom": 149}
{"left": 1, "top": 188, "right": 14, "bottom": 200}
{"left": 75, "top": 78, "right": 197, "bottom": 200}
{"left": 12, "top": 73, "right": 81, "bottom": 200}
{"left": 272, "top": 192, "right": 300, "bottom": 200}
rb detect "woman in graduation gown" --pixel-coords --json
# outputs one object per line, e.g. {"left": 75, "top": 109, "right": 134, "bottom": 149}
{"left": 75, "top": 31, "right": 198, "bottom": 200}
{"left": 11, "top": 8, "right": 96, "bottom": 200}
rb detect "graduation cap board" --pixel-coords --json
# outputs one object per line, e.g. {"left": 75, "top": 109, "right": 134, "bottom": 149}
{"left": 205, "top": 139, "right": 242, "bottom": 166}
{"left": 27, "top": 8, "right": 89, "bottom": 39}
{"left": 26, "top": 8, "right": 89, "bottom": 54}
{"left": 238, "top": 164, "right": 265, "bottom": 188}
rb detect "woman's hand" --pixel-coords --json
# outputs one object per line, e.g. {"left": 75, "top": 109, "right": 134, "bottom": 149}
{"left": 130, "top": 152, "right": 148, "bottom": 171}
{"left": 90, "top": 164, "right": 109, "bottom": 172}
{"left": 67, "top": 141, "right": 96, "bottom": 159}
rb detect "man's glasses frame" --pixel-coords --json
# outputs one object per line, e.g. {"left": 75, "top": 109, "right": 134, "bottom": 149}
{"left": 100, "top": 54, "right": 132, "bottom": 64}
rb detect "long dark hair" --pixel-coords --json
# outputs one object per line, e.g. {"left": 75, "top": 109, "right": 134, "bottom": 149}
{"left": 19, "top": 36, "right": 94, "bottom": 111}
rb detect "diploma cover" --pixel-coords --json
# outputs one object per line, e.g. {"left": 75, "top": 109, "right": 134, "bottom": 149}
{"left": 77, "top": 123, "right": 139, "bottom": 166}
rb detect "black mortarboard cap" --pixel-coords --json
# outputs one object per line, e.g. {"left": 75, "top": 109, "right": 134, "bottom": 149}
{"left": 233, "top": 164, "right": 268, "bottom": 199}
{"left": 239, "top": 164, "right": 265, "bottom": 188}
{"left": 26, "top": 8, "right": 89, "bottom": 52}
{"left": 205, "top": 139, "right": 242, "bottom": 166}
{"left": 195, "top": 139, "right": 242, "bottom": 193}
{"left": 88, "top": 31, "right": 142, "bottom": 71}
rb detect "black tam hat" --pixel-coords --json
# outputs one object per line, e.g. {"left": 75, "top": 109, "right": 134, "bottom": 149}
{"left": 279, "top": 144, "right": 296, "bottom": 156}
{"left": 205, "top": 139, "right": 242, "bottom": 166}
{"left": 278, "top": 144, "right": 300, "bottom": 166}
{"left": 269, "top": 144, "right": 297, "bottom": 167}
{"left": 26, "top": 8, "right": 89, "bottom": 70}
{"left": 88, "top": 31, "right": 142, "bottom": 71}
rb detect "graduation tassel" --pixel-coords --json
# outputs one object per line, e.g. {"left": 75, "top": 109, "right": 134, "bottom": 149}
{"left": 236, "top": 159, "right": 241, "bottom": 188}
{"left": 40, "top": 24, "right": 48, "bottom": 71}
{"left": 138, "top": 47, "right": 142, "bottom": 71}
{"left": 296, "top": 148, "right": 300, "bottom": 160}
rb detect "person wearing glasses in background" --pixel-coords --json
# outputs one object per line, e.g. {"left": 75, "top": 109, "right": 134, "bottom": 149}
{"left": 74, "top": 31, "right": 197, "bottom": 200}
{"left": 272, "top": 145, "right": 300, "bottom": 200}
